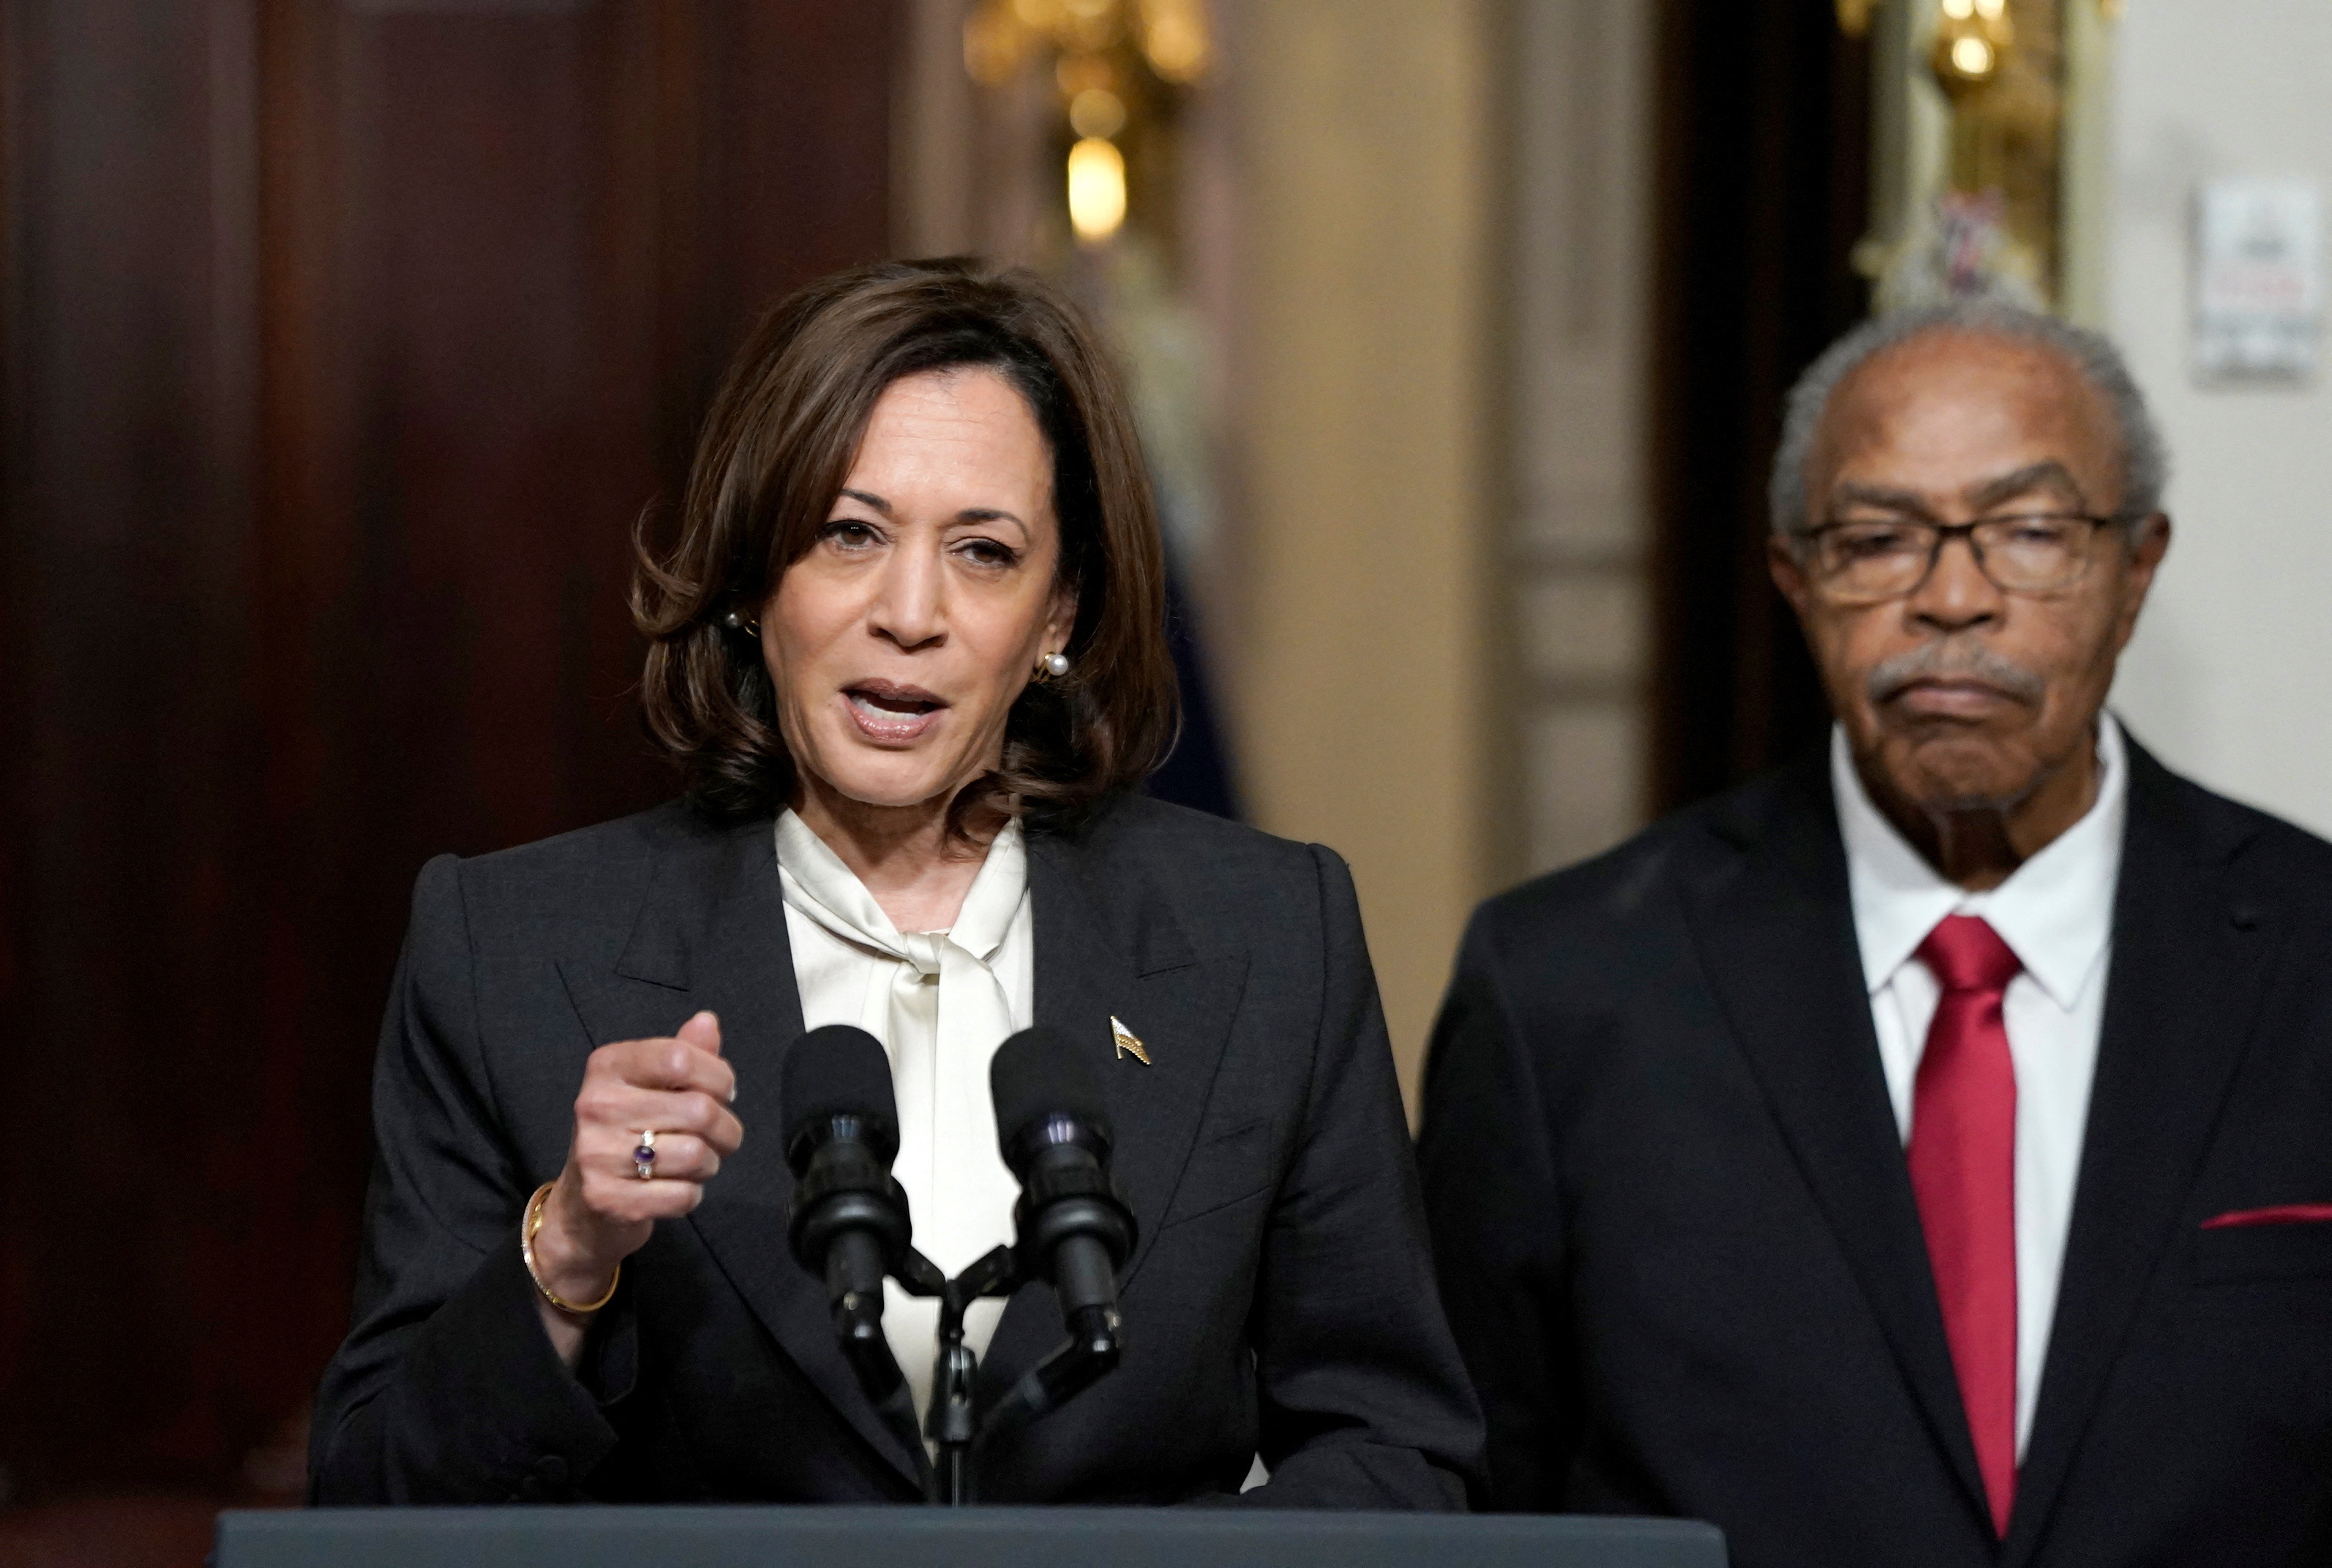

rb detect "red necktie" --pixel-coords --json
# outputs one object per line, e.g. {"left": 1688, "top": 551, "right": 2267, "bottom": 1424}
{"left": 1909, "top": 914, "right": 2022, "bottom": 1539}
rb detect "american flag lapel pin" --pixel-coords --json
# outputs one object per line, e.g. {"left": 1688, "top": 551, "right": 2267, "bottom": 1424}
{"left": 1109, "top": 1015, "right": 1151, "bottom": 1065}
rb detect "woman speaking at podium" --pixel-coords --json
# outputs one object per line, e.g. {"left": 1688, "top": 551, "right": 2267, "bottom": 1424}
{"left": 308, "top": 259, "right": 1481, "bottom": 1508}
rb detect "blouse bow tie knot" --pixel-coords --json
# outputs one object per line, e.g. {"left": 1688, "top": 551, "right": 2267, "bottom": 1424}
{"left": 773, "top": 814, "right": 1027, "bottom": 1280}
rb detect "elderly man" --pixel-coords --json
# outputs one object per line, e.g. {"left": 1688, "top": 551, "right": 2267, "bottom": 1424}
{"left": 1420, "top": 302, "right": 2332, "bottom": 1567}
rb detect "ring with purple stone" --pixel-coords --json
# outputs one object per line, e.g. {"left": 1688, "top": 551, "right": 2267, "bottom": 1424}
{"left": 632, "top": 1128, "right": 659, "bottom": 1181}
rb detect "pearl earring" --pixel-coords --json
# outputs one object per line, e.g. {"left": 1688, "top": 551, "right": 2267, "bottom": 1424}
{"left": 722, "top": 609, "right": 757, "bottom": 634}
{"left": 1041, "top": 651, "right": 1071, "bottom": 679}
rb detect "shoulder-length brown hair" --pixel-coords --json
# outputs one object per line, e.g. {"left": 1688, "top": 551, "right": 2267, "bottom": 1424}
{"left": 633, "top": 257, "right": 1179, "bottom": 834}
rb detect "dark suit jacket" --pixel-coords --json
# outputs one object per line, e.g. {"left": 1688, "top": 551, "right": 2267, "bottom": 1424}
{"left": 311, "top": 793, "right": 1481, "bottom": 1507}
{"left": 1419, "top": 738, "right": 2332, "bottom": 1567}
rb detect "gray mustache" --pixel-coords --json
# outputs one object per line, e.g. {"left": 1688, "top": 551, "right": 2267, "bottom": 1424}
{"left": 1867, "top": 642, "right": 2046, "bottom": 705}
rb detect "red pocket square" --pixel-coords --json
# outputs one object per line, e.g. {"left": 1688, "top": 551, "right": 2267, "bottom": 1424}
{"left": 2202, "top": 1204, "right": 2332, "bottom": 1228}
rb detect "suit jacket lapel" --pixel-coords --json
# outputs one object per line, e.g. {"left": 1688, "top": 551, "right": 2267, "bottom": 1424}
{"left": 1680, "top": 757, "right": 1992, "bottom": 1528}
{"left": 2005, "top": 745, "right": 2273, "bottom": 1564}
{"left": 557, "top": 812, "right": 923, "bottom": 1488}
{"left": 976, "top": 819, "right": 1251, "bottom": 1400}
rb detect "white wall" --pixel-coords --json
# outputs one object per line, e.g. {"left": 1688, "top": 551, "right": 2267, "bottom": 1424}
{"left": 2106, "top": 1, "right": 2332, "bottom": 835}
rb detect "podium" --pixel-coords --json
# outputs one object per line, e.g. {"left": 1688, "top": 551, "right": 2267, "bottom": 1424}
{"left": 214, "top": 1505, "right": 1726, "bottom": 1567}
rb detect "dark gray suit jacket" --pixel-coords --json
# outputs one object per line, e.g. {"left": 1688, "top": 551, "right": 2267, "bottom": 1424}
{"left": 1422, "top": 738, "right": 2332, "bottom": 1567}
{"left": 310, "top": 792, "right": 1482, "bottom": 1507}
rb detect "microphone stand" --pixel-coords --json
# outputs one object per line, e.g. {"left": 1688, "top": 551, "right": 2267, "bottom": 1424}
{"left": 830, "top": 1243, "right": 1122, "bottom": 1504}
{"left": 826, "top": 1253, "right": 937, "bottom": 1504}
{"left": 913, "top": 1245, "right": 1016, "bottom": 1504}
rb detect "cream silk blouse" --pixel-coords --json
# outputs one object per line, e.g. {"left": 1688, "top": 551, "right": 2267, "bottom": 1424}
{"left": 772, "top": 810, "right": 1035, "bottom": 1430}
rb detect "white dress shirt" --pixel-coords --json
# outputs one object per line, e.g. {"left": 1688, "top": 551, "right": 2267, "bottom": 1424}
{"left": 773, "top": 810, "right": 1035, "bottom": 1430}
{"left": 1833, "top": 715, "right": 2127, "bottom": 1458}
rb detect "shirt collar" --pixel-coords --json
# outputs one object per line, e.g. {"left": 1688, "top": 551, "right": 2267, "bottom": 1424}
{"left": 773, "top": 810, "right": 1027, "bottom": 967}
{"left": 1833, "top": 713, "right": 2127, "bottom": 1008}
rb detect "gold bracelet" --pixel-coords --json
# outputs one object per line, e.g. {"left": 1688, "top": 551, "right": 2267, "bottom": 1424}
{"left": 521, "top": 1181, "right": 621, "bottom": 1318}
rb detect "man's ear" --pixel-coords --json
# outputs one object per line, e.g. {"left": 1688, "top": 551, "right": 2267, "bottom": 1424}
{"left": 2110, "top": 511, "right": 2172, "bottom": 650}
{"left": 1768, "top": 531, "right": 1814, "bottom": 618}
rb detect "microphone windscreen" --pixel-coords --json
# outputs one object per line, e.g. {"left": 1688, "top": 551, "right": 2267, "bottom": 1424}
{"left": 781, "top": 1024, "right": 897, "bottom": 1144}
{"left": 989, "top": 1026, "right": 1111, "bottom": 1149}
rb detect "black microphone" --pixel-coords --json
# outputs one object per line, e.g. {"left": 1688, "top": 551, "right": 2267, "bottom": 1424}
{"left": 988, "top": 1027, "right": 1138, "bottom": 1421}
{"left": 782, "top": 1026, "right": 913, "bottom": 1384}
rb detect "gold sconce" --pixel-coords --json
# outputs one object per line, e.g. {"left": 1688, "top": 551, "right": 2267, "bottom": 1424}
{"left": 1846, "top": 0, "right": 2115, "bottom": 310}
{"left": 1930, "top": 0, "right": 2012, "bottom": 97}
{"left": 964, "top": 0, "right": 1212, "bottom": 247}
{"left": 1934, "top": 0, "right": 2062, "bottom": 299}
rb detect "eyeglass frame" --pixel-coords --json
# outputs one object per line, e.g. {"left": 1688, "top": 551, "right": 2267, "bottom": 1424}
{"left": 1788, "top": 510, "right": 2137, "bottom": 604}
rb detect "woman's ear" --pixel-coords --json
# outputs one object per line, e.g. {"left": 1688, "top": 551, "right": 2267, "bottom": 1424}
{"left": 1043, "top": 579, "right": 1079, "bottom": 654}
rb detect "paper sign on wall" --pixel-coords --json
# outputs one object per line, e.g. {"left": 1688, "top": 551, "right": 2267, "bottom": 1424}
{"left": 2195, "top": 179, "right": 2322, "bottom": 382}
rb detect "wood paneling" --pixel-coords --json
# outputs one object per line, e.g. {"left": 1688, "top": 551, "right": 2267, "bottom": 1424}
{"left": 0, "top": 0, "right": 897, "bottom": 1505}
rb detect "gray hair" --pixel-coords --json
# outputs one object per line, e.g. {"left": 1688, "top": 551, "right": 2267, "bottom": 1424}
{"left": 1768, "top": 301, "right": 2169, "bottom": 536}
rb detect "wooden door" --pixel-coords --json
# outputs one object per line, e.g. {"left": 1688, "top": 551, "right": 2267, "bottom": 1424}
{"left": 0, "top": 0, "right": 897, "bottom": 1506}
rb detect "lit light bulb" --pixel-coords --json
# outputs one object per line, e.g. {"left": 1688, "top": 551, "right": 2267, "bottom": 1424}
{"left": 1067, "top": 137, "right": 1126, "bottom": 244}
{"left": 1973, "top": 0, "right": 2007, "bottom": 17}
{"left": 1941, "top": 0, "right": 1974, "bottom": 19}
{"left": 1951, "top": 34, "right": 1994, "bottom": 75}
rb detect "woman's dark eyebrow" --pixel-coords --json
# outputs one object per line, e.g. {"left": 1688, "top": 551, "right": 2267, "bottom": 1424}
{"left": 837, "top": 491, "right": 1024, "bottom": 528}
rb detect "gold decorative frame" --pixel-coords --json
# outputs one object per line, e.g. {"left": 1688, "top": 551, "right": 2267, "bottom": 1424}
{"left": 1851, "top": 0, "right": 2119, "bottom": 322}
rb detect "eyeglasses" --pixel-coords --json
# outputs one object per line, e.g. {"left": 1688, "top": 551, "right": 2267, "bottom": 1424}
{"left": 1794, "top": 512, "right": 2121, "bottom": 604}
